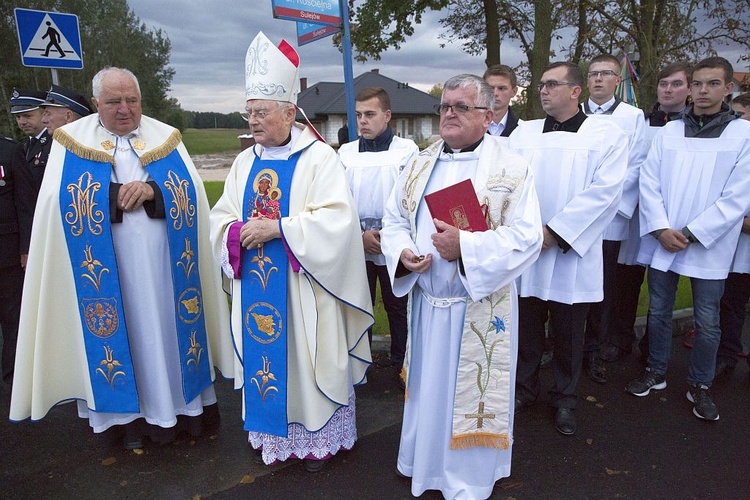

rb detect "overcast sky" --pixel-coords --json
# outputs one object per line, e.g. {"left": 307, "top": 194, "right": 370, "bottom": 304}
{"left": 126, "top": 1, "right": 745, "bottom": 114}
{"left": 127, "top": 0, "right": 526, "bottom": 113}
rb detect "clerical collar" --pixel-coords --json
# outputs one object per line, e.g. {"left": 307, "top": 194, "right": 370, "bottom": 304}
{"left": 442, "top": 136, "right": 484, "bottom": 154}
{"left": 543, "top": 110, "right": 587, "bottom": 133}
{"left": 587, "top": 96, "right": 616, "bottom": 114}
{"left": 359, "top": 126, "right": 394, "bottom": 152}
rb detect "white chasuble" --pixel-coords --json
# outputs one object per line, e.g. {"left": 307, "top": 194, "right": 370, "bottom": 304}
{"left": 381, "top": 136, "right": 542, "bottom": 499}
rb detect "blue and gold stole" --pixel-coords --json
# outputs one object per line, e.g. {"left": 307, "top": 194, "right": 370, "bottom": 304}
{"left": 60, "top": 148, "right": 211, "bottom": 413}
{"left": 240, "top": 151, "right": 301, "bottom": 436}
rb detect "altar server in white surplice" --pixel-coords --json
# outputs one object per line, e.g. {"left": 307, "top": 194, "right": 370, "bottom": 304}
{"left": 580, "top": 54, "right": 647, "bottom": 383}
{"left": 10, "top": 67, "right": 234, "bottom": 451}
{"left": 209, "top": 32, "right": 372, "bottom": 473}
{"left": 625, "top": 57, "right": 750, "bottom": 422}
{"left": 509, "top": 62, "right": 627, "bottom": 437}
{"left": 381, "top": 74, "right": 542, "bottom": 500}
{"left": 339, "top": 87, "right": 418, "bottom": 383}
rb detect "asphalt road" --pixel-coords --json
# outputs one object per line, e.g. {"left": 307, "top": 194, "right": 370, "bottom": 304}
{"left": 1, "top": 332, "right": 749, "bottom": 499}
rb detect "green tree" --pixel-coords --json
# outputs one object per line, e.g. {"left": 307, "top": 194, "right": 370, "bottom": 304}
{"left": 428, "top": 84, "right": 443, "bottom": 98}
{"left": 350, "top": 0, "right": 750, "bottom": 117}
{"left": 1, "top": 0, "right": 175, "bottom": 137}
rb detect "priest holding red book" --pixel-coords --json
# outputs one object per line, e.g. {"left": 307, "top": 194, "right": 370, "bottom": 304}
{"left": 380, "top": 73, "right": 543, "bottom": 499}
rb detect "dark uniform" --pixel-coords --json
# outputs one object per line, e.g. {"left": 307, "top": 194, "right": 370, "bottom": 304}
{"left": 0, "top": 137, "right": 29, "bottom": 384}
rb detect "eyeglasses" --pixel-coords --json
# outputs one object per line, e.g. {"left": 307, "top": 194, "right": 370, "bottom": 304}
{"left": 241, "top": 107, "right": 281, "bottom": 121}
{"left": 537, "top": 80, "right": 577, "bottom": 91}
{"left": 587, "top": 70, "right": 618, "bottom": 79}
{"left": 434, "top": 103, "right": 489, "bottom": 115}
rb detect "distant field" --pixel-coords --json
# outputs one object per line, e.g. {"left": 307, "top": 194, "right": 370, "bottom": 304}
{"left": 182, "top": 128, "right": 246, "bottom": 155}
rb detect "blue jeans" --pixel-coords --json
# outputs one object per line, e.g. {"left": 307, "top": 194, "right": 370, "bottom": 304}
{"left": 646, "top": 268, "right": 724, "bottom": 386}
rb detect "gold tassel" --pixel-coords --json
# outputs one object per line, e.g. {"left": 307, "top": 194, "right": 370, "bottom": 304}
{"left": 450, "top": 432, "right": 510, "bottom": 451}
{"left": 139, "top": 129, "right": 182, "bottom": 167}
{"left": 54, "top": 129, "right": 114, "bottom": 165}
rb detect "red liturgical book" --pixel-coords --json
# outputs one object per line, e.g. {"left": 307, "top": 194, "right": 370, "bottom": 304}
{"left": 425, "top": 179, "right": 488, "bottom": 232}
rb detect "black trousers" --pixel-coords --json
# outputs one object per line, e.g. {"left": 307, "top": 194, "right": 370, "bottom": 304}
{"left": 717, "top": 272, "right": 750, "bottom": 364}
{"left": 517, "top": 297, "right": 591, "bottom": 409}
{"left": 583, "top": 240, "right": 620, "bottom": 357}
{"left": 366, "top": 261, "right": 408, "bottom": 368}
{"left": 0, "top": 263, "right": 23, "bottom": 383}
{"left": 608, "top": 263, "right": 647, "bottom": 350}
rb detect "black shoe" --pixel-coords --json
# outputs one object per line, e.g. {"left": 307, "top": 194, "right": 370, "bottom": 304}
{"left": 250, "top": 446, "right": 265, "bottom": 465}
{"left": 123, "top": 437, "right": 144, "bottom": 450}
{"left": 540, "top": 350, "right": 553, "bottom": 369}
{"left": 686, "top": 384, "right": 719, "bottom": 421}
{"left": 555, "top": 407, "right": 576, "bottom": 436}
{"left": 714, "top": 358, "right": 735, "bottom": 380}
{"left": 625, "top": 369, "right": 666, "bottom": 397}
{"left": 514, "top": 398, "right": 534, "bottom": 415}
{"left": 585, "top": 357, "right": 608, "bottom": 384}
{"left": 600, "top": 344, "right": 630, "bottom": 362}
{"left": 304, "top": 458, "right": 328, "bottom": 473}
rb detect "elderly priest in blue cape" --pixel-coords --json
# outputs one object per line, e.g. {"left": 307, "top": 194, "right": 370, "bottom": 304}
{"left": 209, "top": 32, "right": 373, "bottom": 473}
{"left": 10, "top": 67, "right": 235, "bottom": 450}
{"left": 380, "top": 74, "right": 543, "bottom": 499}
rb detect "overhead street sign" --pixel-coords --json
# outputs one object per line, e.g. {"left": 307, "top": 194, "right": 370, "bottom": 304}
{"left": 271, "top": 0, "right": 341, "bottom": 27}
{"left": 15, "top": 8, "right": 83, "bottom": 69}
{"left": 297, "top": 22, "right": 339, "bottom": 47}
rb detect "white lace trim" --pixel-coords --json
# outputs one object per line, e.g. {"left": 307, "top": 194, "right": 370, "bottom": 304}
{"left": 220, "top": 225, "right": 235, "bottom": 279}
{"left": 248, "top": 394, "right": 357, "bottom": 464}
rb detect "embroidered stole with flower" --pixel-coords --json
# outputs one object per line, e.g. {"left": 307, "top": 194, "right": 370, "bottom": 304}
{"left": 400, "top": 139, "right": 525, "bottom": 450}
{"left": 240, "top": 152, "right": 300, "bottom": 436}
{"left": 59, "top": 145, "right": 212, "bottom": 412}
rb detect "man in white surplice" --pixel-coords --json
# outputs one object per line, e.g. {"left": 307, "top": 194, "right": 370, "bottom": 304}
{"left": 509, "top": 62, "right": 627, "bottom": 436}
{"left": 380, "top": 74, "right": 542, "bottom": 500}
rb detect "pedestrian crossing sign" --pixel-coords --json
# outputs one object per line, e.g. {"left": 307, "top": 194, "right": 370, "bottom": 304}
{"left": 15, "top": 8, "right": 83, "bottom": 69}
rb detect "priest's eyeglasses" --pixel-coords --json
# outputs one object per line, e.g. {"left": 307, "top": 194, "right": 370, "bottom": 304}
{"left": 537, "top": 80, "right": 577, "bottom": 91}
{"left": 587, "top": 70, "right": 618, "bottom": 79}
{"left": 434, "top": 103, "right": 489, "bottom": 115}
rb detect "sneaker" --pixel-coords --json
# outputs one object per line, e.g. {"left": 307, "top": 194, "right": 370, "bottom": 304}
{"left": 686, "top": 384, "right": 719, "bottom": 421}
{"left": 625, "top": 369, "right": 667, "bottom": 397}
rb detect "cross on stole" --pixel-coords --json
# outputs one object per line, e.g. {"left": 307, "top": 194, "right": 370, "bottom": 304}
{"left": 465, "top": 401, "right": 496, "bottom": 428}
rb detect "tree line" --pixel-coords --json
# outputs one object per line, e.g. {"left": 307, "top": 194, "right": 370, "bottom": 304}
{"left": 349, "top": 0, "right": 750, "bottom": 117}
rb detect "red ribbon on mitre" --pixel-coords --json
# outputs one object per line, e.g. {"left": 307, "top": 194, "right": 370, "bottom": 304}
{"left": 278, "top": 39, "right": 299, "bottom": 68}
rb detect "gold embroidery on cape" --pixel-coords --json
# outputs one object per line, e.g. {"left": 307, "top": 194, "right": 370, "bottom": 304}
{"left": 97, "top": 345, "right": 126, "bottom": 389}
{"left": 163, "top": 170, "right": 196, "bottom": 230}
{"left": 54, "top": 129, "right": 114, "bottom": 165}
{"left": 402, "top": 156, "right": 430, "bottom": 213}
{"left": 83, "top": 298, "right": 119, "bottom": 338}
{"left": 186, "top": 330, "right": 204, "bottom": 371}
{"left": 178, "top": 288, "right": 202, "bottom": 324}
{"left": 177, "top": 237, "right": 196, "bottom": 279}
{"left": 249, "top": 246, "right": 278, "bottom": 292}
{"left": 465, "top": 401, "right": 496, "bottom": 428}
{"left": 252, "top": 355, "right": 279, "bottom": 402}
{"left": 138, "top": 129, "right": 182, "bottom": 166}
{"left": 132, "top": 140, "right": 146, "bottom": 151}
{"left": 80, "top": 245, "right": 110, "bottom": 292}
{"left": 65, "top": 172, "right": 105, "bottom": 236}
{"left": 251, "top": 312, "right": 276, "bottom": 337}
{"left": 100, "top": 140, "right": 115, "bottom": 151}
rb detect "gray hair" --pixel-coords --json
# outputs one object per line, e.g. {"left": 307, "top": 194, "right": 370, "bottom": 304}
{"left": 443, "top": 74, "right": 494, "bottom": 110}
{"left": 92, "top": 67, "right": 141, "bottom": 99}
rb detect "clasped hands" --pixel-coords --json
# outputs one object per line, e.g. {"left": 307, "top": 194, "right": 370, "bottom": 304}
{"left": 240, "top": 217, "right": 281, "bottom": 249}
{"left": 657, "top": 228, "right": 690, "bottom": 253}
{"left": 399, "top": 219, "right": 460, "bottom": 273}
{"left": 118, "top": 181, "right": 155, "bottom": 212}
